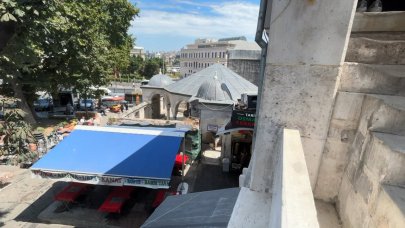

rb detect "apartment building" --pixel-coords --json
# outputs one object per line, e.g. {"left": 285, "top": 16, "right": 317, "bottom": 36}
{"left": 180, "top": 37, "right": 261, "bottom": 81}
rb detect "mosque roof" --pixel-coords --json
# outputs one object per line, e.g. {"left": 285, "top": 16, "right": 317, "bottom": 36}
{"left": 147, "top": 74, "right": 174, "bottom": 87}
{"left": 165, "top": 64, "right": 257, "bottom": 102}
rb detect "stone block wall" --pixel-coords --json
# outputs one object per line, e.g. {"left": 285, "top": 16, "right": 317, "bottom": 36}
{"left": 227, "top": 59, "right": 260, "bottom": 86}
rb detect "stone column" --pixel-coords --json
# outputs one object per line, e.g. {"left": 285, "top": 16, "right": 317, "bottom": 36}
{"left": 138, "top": 107, "right": 145, "bottom": 119}
{"left": 249, "top": 0, "right": 358, "bottom": 192}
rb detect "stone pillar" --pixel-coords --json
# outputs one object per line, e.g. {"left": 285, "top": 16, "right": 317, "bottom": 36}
{"left": 249, "top": 0, "right": 357, "bottom": 192}
{"left": 138, "top": 107, "right": 145, "bottom": 119}
{"left": 167, "top": 105, "right": 173, "bottom": 120}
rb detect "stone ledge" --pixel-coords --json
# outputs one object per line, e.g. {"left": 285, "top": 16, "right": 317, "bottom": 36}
{"left": 228, "top": 187, "right": 272, "bottom": 228}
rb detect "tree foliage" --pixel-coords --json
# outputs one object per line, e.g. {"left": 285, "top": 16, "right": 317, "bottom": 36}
{"left": 0, "top": 0, "right": 139, "bottom": 161}
{"left": 142, "top": 57, "right": 164, "bottom": 79}
{"left": 127, "top": 55, "right": 145, "bottom": 77}
{"left": 0, "top": 0, "right": 139, "bottom": 101}
{"left": 0, "top": 109, "right": 37, "bottom": 163}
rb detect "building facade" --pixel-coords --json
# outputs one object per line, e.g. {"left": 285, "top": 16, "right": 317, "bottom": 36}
{"left": 179, "top": 37, "right": 261, "bottom": 84}
{"left": 130, "top": 46, "right": 145, "bottom": 60}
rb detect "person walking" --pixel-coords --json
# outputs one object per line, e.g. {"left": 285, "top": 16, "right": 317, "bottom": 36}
{"left": 66, "top": 103, "right": 72, "bottom": 115}
{"left": 120, "top": 103, "right": 124, "bottom": 113}
{"left": 124, "top": 102, "right": 128, "bottom": 111}
{"left": 100, "top": 105, "right": 106, "bottom": 116}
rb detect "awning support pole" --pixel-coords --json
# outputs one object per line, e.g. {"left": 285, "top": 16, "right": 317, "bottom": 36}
{"left": 182, "top": 138, "right": 185, "bottom": 182}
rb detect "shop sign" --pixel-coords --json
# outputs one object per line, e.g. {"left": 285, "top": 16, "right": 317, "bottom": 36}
{"left": 207, "top": 124, "right": 218, "bottom": 132}
{"left": 229, "top": 110, "right": 255, "bottom": 129}
{"left": 31, "top": 170, "right": 168, "bottom": 188}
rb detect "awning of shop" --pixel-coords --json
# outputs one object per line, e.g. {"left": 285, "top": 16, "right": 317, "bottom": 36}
{"left": 31, "top": 125, "right": 185, "bottom": 189}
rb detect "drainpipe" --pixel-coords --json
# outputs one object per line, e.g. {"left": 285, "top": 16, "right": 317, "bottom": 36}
{"left": 244, "top": 0, "right": 271, "bottom": 188}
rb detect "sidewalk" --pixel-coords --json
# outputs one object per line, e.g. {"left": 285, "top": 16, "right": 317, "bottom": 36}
{"left": 0, "top": 165, "right": 72, "bottom": 228}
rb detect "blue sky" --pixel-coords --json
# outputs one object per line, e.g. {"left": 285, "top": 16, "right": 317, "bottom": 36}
{"left": 129, "top": 0, "right": 260, "bottom": 52}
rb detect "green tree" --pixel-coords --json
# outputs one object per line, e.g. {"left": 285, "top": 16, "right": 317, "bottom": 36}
{"left": 127, "top": 55, "right": 144, "bottom": 78}
{"left": 0, "top": 0, "right": 139, "bottom": 122}
{"left": 142, "top": 57, "right": 163, "bottom": 79}
{"left": 0, "top": 109, "right": 37, "bottom": 164}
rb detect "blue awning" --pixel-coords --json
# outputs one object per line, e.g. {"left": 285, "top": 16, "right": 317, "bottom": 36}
{"left": 31, "top": 125, "right": 185, "bottom": 189}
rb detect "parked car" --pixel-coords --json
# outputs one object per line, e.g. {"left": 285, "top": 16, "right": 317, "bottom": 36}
{"left": 34, "top": 99, "right": 52, "bottom": 111}
{"left": 79, "top": 99, "right": 94, "bottom": 111}
{"left": 140, "top": 80, "right": 149, "bottom": 86}
{"left": 110, "top": 103, "right": 122, "bottom": 113}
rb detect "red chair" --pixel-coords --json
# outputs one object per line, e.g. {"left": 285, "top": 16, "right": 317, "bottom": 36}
{"left": 152, "top": 190, "right": 167, "bottom": 208}
{"left": 55, "top": 182, "right": 89, "bottom": 202}
{"left": 98, "top": 186, "right": 135, "bottom": 214}
{"left": 175, "top": 154, "right": 189, "bottom": 168}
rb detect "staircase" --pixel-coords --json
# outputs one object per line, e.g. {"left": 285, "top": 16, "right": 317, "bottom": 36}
{"left": 332, "top": 12, "right": 405, "bottom": 228}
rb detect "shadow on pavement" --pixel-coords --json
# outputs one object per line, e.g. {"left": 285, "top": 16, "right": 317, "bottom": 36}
{"left": 14, "top": 181, "right": 66, "bottom": 224}
{"left": 191, "top": 161, "right": 239, "bottom": 193}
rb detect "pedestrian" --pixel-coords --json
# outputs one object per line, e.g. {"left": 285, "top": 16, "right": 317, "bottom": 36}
{"left": 93, "top": 117, "right": 100, "bottom": 126}
{"left": 100, "top": 105, "right": 106, "bottom": 116}
{"left": 124, "top": 102, "right": 128, "bottom": 111}
{"left": 357, "top": 0, "right": 382, "bottom": 12}
{"left": 120, "top": 103, "right": 124, "bottom": 113}
{"left": 66, "top": 103, "right": 72, "bottom": 115}
{"left": 80, "top": 116, "right": 85, "bottom": 124}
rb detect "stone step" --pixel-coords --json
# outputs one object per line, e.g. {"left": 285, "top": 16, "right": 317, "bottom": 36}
{"left": 351, "top": 32, "right": 405, "bottom": 41}
{"left": 340, "top": 63, "right": 405, "bottom": 95}
{"left": 352, "top": 11, "right": 405, "bottom": 33}
{"left": 337, "top": 132, "right": 405, "bottom": 227}
{"left": 372, "top": 184, "right": 405, "bottom": 227}
{"left": 358, "top": 94, "right": 405, "bottom": 136}
{"left": 365, "top": 132, "right": 405, "bottom": 185}
{"left": 345, "top": 37, "right": 405, "bottom": 64}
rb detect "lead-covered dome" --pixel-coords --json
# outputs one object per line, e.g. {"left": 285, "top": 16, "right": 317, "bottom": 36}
{"left": 148, "top": 74, "right": 174, "bottom": 87}
{"left": 195, "top": 75, "right": 232, "bottom": 102}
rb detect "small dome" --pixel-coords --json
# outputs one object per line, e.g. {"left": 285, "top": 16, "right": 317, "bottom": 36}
{"left": 148, "top": 74, "right": 174, "bottom": 87}
{"left": 196, "top": 76, "right": 232, "bottom": 101}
